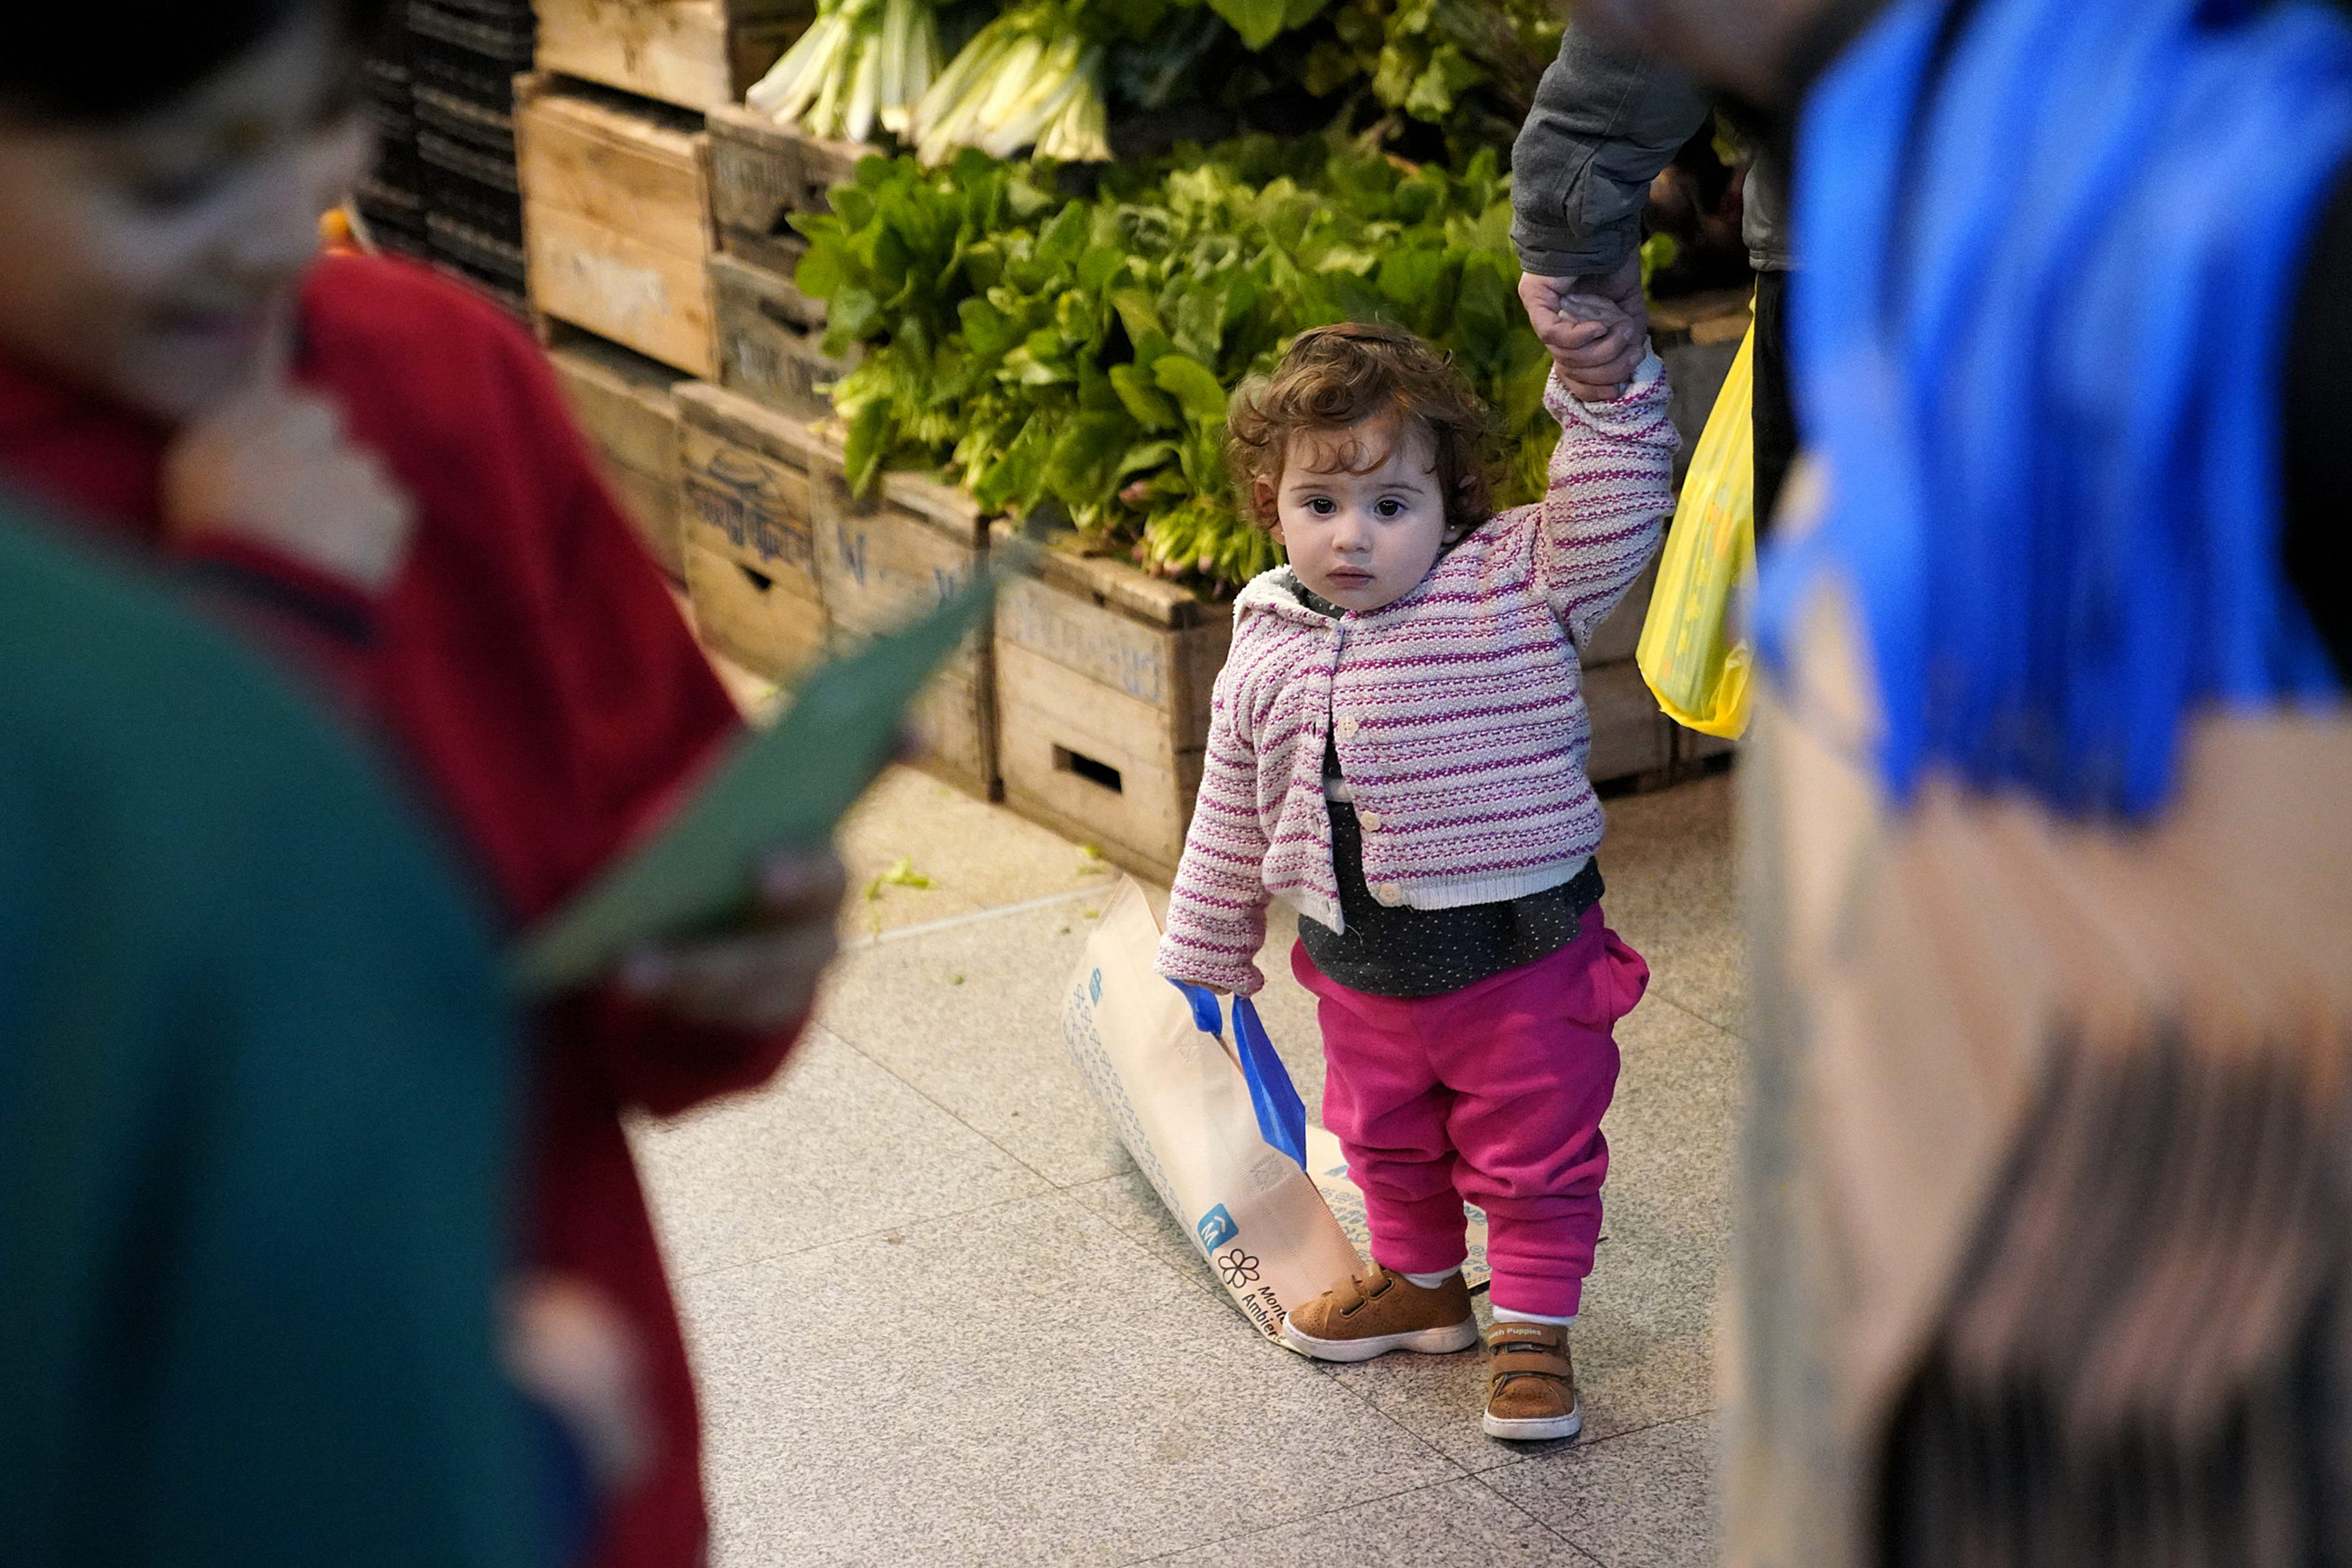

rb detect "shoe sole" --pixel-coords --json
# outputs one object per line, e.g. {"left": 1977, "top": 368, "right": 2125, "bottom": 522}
{"left": 1483, "top": 1402, "right": 1584, "bottom": 1442}
{"left": 1279, "top": 1316, "right": 1480, "bottom": 1362}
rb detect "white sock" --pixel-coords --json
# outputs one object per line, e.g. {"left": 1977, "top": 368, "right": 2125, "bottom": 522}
{"left": 1374, "top": 1259, "right": 1461, "bottom": 1290}
{"left": 1491, "top": 1306, "right": 1577, "bottom": 1327}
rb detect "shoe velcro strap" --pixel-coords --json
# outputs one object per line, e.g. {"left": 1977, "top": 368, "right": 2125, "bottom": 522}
{"left": 1486, "top": 1323, "right": 1564, "bottom": 1348}
{"left": 1490, "top": 1348, "right": 1573, "bottom": 1382}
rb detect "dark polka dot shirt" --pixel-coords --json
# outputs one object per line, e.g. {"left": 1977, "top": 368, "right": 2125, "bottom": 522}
{"left": 1290, "top": 582, "right": 1603, "bottom": 998}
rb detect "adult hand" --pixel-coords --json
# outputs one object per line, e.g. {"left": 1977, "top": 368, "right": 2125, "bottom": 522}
{"left": 618, "top": 848, "right": 848, "bottom": 1031}
{"left": 162, "top": 296, "right": 416, "bottom": 593}
{"left": 1519, "top": 252, "right": 1650, "bottom": 401}
{"left": 502, "top": 1273, "right": 648, "bottom": 1499}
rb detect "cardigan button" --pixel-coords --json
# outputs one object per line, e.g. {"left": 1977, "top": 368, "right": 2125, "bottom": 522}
{"left": 1358, "top": 809, "right": 1385, "bottom": 831}
{"left": 1337, "top": 714, "right": 1361, "bottom": 739}
{"left": 1372, "top": 883, "right": 1405, "bottom": 907}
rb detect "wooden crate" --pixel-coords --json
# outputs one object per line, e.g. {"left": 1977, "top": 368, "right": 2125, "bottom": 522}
{"left": 993, "top": 535, "right": 1234, "bottom": 882}
{"left": 517, "top": 76, "right": 717, "bottom": 378}
{"left": 534, "top": 0, "right": 811, "bottom": 111}
{"left": 810, "top": 452, "right": 997, "bottom": 799}
{"left": 1581, "top": 557, "right": 1658, "bottom": 670}
{"left": 706, "top": 103, "right": 873, "bottom": 270}
{"left": 707, "top": 250, "right": 852, "bottom": 420}
{"left": 544, "top": 326, "right": 688, "bottom": 579}
{"left": 674, "top": 381, "right": 827, "bottom": 681}
{"left": 1583, "top": 659, "right": 1677, "bottom": 789}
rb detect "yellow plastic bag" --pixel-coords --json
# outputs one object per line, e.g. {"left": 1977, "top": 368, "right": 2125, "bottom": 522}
{"left": 1639, "top": 324, "right": 1757, "bottom": 739}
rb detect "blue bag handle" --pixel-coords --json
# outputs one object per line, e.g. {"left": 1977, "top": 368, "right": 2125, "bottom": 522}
{"left": 1167, "top": 980, "right": 1308, "bottom": 1169}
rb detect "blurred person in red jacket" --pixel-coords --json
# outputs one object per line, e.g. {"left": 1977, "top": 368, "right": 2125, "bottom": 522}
{"left": 0, "top": 6, "right": 847, "bottom": 1564}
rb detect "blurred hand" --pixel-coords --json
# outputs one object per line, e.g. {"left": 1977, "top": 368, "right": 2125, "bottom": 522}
{"left": 162, "top": 298, "right": 415, "bottom": 593}
{"left": 503, "top": 1273, "right": 648, "bottom": 1497}
{"left": 619, "top": 848, "right": 848, "bottom": 1031}
{"left": 1519, "top": 253, "right": 1650, "bottom": 401}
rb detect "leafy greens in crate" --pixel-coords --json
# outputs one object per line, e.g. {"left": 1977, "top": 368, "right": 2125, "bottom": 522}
{"left": 790, "top": 136, "right": 1555, "bottom": 596}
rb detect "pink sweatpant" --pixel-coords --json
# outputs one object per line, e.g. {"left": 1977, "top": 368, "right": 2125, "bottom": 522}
{"left": 1294, "top": 907, "right": 1649, "bottom": 1318}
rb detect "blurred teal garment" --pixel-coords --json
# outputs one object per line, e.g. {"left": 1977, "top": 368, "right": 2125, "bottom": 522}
{"left": 0, "top": 500, "right": 546, "bottom": 1567}
{"left": 1757, "top": 0, "right": 2352, "bottom": 815}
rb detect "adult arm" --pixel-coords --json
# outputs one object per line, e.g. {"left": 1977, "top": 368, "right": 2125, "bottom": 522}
{"left": 1512, "top": 21, "right": 1714, "bottom": 279}
{"left": 1512, "top": 23, "right": 1712, "bottom": 396}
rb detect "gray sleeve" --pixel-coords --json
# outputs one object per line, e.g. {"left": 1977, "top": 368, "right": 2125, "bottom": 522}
{"left": 1511, "top": 23, "right": 1714, "bottom": 278}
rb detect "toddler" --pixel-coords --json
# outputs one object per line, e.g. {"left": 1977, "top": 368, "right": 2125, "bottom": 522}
{"left": 1157, "top": 318, "right": 1674, "bottom": 1440}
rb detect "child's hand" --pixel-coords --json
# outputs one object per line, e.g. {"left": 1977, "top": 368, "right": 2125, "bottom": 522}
{"left": 618, "top": 848, "right": 849, "bottom": 1031}
{"left": 162, "top": 295, "right": 416, "bottom": 593}
{"left": 1519, "top": 257, "right": 1648, "bottom": 401}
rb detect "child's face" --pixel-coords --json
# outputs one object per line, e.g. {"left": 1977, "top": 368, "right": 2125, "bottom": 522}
{"left": 0, "top": 9, "right": 372, "bottom": 421}
{"left": 1267, "top": 418, "right": 1455, "bottom": 613}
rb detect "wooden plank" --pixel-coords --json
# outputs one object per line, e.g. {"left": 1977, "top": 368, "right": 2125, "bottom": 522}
{"left": 808, "top": 446, "right": 996, "bottom": 797}
{"left": 525, "top": 205, "right": 717, "bottom": 376}
{"left": 990, "top": 522, "right": 1211, "bottom": 630}
{"left": 515, "top": 80, "right": 710, "bottom": 259}
{"left": 706, "top": 251, "right": 851, "bottom": 419}
{"left": 706, "top": 103, "right": 874, "bottom": 237}
{"left": 878, "top": 471, "right": 986, "bottom": 546}
{"left": 814, "top": 486, "right": 984, "bottom": 639}
{"left": 720, "top": 224, "right": 808, "bottom": 281}
{"left": 545, "top": 328, "right": 684, "bottom": 481}
{"left": 1581, "top": 557, "right": 1658, "bottom": 670}
{"left": 894, "top": 648, "right": 997, "bottom": 800}
{"left": 516, "top": 81, "right": 717, "bottom": 376}
{"left": 1582, "top": 657, "right": 1676, "bottom": 787}
{"left": 603, "top": 462, "right": 685, "bottom": 582}
{"left": 675, "top": 383, "right": 822, "bottom": 599}
{"left": 684, "top": 541, "right": 828, "bottom": 683}
{"left": 534, "top": 0, "right": 808, "bottom": 111}
{"left": 994, "top": 574, "right": 1228, "bottom": 742}
{"left": 1675, "top": 724, "right": 1737, "bottom": 770}
{"left": 996, "top": 644, "right": 1205, "bottom": 878}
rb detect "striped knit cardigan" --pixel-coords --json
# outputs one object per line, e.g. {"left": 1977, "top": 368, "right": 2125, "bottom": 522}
{"left": 1156, "top": 355, "right": 1679, "bottom": 996}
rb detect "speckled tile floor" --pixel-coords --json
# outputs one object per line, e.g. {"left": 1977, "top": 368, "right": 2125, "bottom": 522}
{"left": 635, "top": 717, "right": 1738, "bottom": 1566}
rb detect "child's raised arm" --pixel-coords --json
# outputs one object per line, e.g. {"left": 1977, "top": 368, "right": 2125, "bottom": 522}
{"left": 1155, "top": 674, "right": 1276, "bottom": 997}
{"left": 1523, "top": 303, "right": 1681, "bottom": 651}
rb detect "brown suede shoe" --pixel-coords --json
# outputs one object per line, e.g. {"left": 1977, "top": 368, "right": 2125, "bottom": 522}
{"left": 1483, "top": 1320, "right": 1582, "bottom": 1440}
{"left": 1279, "top": 1267, "right": 1479, "bottom": 1362}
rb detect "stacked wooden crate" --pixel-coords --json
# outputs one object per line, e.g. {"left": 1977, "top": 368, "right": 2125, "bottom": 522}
{"left": 517, "top": 75, "right": 718, "bottom": 377}
{"left": 990, "top": 536, "right": 1232, "bottom": 880}
{"left": 545, "top": 327, "right": 690, "bottom": 579}
{"left": 653, "top": 103, "right": 1007, "bottom": 798}
{"left": 703, "top": 106, "right": 869, "bottom": 419}
{"left": 517, "top": 2, "right": 818, "bottom": 583}
{"left": 535, "top": 0, "right": 812, "bottom": 114}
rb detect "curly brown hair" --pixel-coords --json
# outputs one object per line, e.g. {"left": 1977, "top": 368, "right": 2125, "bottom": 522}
{"left": 1225, "top": 321, "right": 1497, "bottom": 540}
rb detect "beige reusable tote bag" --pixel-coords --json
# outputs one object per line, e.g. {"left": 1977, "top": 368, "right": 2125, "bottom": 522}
{"left": 1062, "top": 879, "right": 1364, "bottom": 1346}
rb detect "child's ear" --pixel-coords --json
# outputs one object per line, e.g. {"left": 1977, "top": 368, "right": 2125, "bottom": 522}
{"left": 1255, "top": 478, "right": 1281, "bottom": 541}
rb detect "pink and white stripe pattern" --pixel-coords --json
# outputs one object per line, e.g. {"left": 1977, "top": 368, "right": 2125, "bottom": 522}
{"left": 1156, "top": 357, "right": 1678, "bottom": 996}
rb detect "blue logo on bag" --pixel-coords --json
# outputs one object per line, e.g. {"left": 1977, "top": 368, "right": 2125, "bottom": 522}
{"left": 1196, "top": 1203, "right": 1238, "bottom": 1252}
{"left": 1090, "top": 968, "right": 1103, "bottom": 1004}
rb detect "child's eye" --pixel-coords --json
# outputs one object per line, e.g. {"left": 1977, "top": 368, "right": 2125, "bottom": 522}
{"left": 1375, "top": 498, "right": 1406, "bottom": 518}
{"left": 1306, "top": 497, "right": 1336, "bottom": 515}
